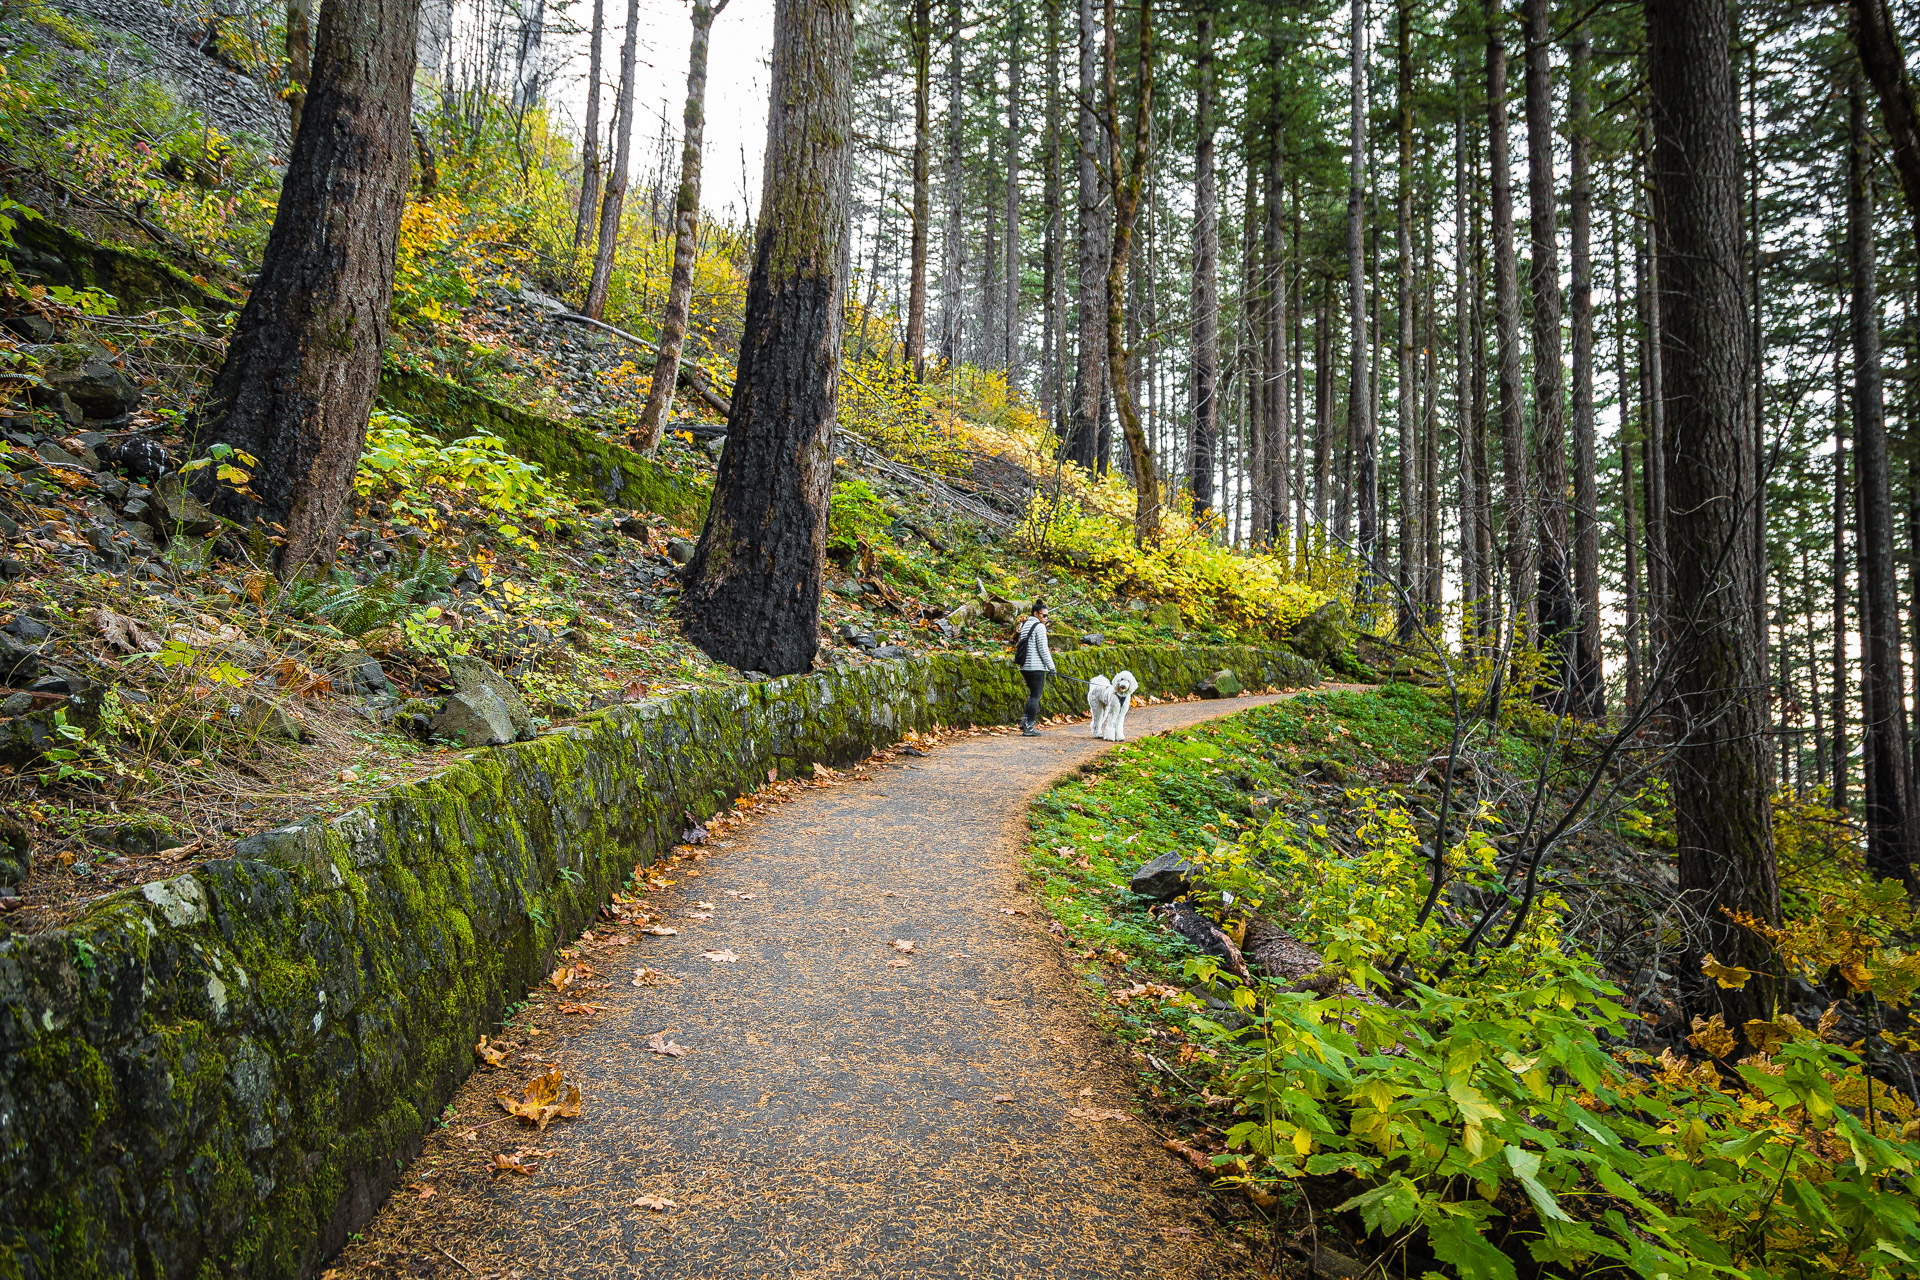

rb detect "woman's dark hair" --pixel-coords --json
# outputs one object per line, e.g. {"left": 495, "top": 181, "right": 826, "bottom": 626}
{"left": 1031, "top": 598, "right": 1047, "bottom": 615}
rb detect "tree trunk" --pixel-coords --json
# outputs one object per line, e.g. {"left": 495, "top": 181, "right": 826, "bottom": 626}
{"left": 1069, "top": 0, "right": 1106, "bottom": 469}
{"left": 286, "top": 0, "right": 312, "bottom": 140}
{"left": 1835, "top": 357, "right": 1851, "bottom": 813}
{"left": 583, "top": 0, "right": 640, "bottom": 320}
{"left": 1648, "top": 0, "right": 1781, "bottom": 1025}
{"left": 1103, "top": 0, "right": 1158, "bottom": 542}
{"left": 905, "top": 0, "right": 932, "bottom": 378}
{"left": 679, "top": 0, "right": 853, "bottom": 676}
{"left": 1246, "top": 150, "right": 1269, "bottom": 545}
{"left": 1487, "top": 0, "right": 1528, "bottom": 652}
{"left": 1617, "top": 208, "right": 1643, "bottom": 710}
{"left": 1189, "top": 0, "right": 1217, "bottom": 516}
{"left": 199, "top": 0, "right": 420, "bottom": 577}
{"left": 1849, "top": 0, "right": 1920, "bottom": 265}
{"left": 1849, "top": 78, "right": 1920, "bottom": 889}
{"left": 572, "top": 0, "right": 606, "bottom": 252}
{"left": 1640, "top": 136, "right": 1669, "bottom": 688}
{"left": 1455, "top": 90, "right": 1478, "bottom": 642}
{"left": 634, "top": 0, "right": 728, "bottom": 452}
{"left": 1395, "top": 0, "right": 1415, "bottom": 636}
{"left": 1569, "top": 25, "right": 1602, "bottom": 714}
{"left": 415, "top": 0, "right": 450, "bottom": 87}
{"left": 1266, "top": 112, "right": 1289, "bottom": 547}
{"left": 1523, "top": 0, "right": 1572, "bottom": 697}
{"left": 1314, "top": 276, "right": 1332, "bottom": 540}
{"left": 1042, "top": 0, "right": 1064, "bottom": 424}
{"left": 940, "top": 0, "right": 964, "bottom": 364}
{"left": 1005, "top": 0, "right": 1024, "bottom": 379}
{"left": 1347, "top": 0, "right": 1374, "bottom": 578}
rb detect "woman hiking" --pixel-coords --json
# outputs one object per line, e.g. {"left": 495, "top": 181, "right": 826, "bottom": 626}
{"left": 1014, "top": 600, "right": 1056, "bottom": 736}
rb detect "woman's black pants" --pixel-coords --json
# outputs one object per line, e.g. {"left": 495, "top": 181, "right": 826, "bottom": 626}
{"left": 1021, "top": 670, "right": 1048, "bottom": 731}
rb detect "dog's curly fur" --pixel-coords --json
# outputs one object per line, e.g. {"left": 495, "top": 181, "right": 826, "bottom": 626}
{"left": 1086, "top": 670, "right": 1138, "bottom": 742}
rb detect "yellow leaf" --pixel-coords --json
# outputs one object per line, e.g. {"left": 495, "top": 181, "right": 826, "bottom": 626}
{"left": 495, "top": 1065, "right": 582, "bottom": 1130}
{"left": 1687, "top": 1013, "right": 1739, "bottom": 1059}
{"left": 1700, "top": 953, "right": 1754, "bottom": 989}
{"left": 474, "top": 1036, "right": 506, "bottom": 1068}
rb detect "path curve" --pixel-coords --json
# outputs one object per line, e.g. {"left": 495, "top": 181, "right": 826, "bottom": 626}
{"left": 338, "top": 692, "right": 1311, "bottom": 1280}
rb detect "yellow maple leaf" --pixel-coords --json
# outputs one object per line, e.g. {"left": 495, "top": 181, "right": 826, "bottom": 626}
{"left": 1700, "top": 953, "right": 1754, "bottom": 989}
{"left": 1687, "top": 1013, "right": 1739, "bottom": 1059}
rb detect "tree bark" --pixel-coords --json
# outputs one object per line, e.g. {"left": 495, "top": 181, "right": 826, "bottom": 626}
{"left": 1647, "top": 0, "right": 1781, "bottom": 1024}
{"left": 1487, "top": 0, "right": 1527, "bottom": 652}
{"left": 1005, "top": 0, "right": 1024, "bottom": 379}
{"left": 571, "top": 0, "right": 606, "bottom": 252}
{"left": 286, "top": 0, "right": 312, "bottom": 140}
{"left": 1569, "top": 24, "right": 1602, "bottom": 714}
{"left": 1617, "top": 207, "right": 1643, "bottom": 710}
{"left": 940, "top": 0, "right": 964, "bottom": 364}
{"left": 1835, "top": 356, "right": 1851, "bottom": 813}
{"left": 1314, "top": 275, "right": 1332, "bottom": 540}
{"left": 635, "top": 0, "right": 728, "bottom": 452}
{"left": 1455, "top": 89, "right": 1478, "bottom": 643}
{"left": 199, "top": 0, "right": 420, "bottom": 576}
{"left": 1395, "top": 0, "right": 1415, "bottom": 636}
{"left": 1069, "top": 0, "right": 1107, "bottom": 469}
{"left": 583, "top": 0, "right": 640, "bottom": 320}
{"left": 1348, "top": 0, "right": 1374, "bottom": 578}
{"left": 1042, "top": 0, "right": 1064, "bottom": 424}
{"left": 511, "top": 0, "right": 547, "bottom": 111}
{"left": 1103, "top": 0, "right": 1158, "bottom": 541}
{"left": 1266, "top": 111, "right": 1289, "bottom": 547}
{"left": 1189, "top": 0, "right": 1217, "bottom": 516}
{"left": 905, "top": 0, "right": 932, "bottom": 378}
{"left": 1849, "top": 0, "right": 1920, "bottom": 264}
{"left": 678, "top": 0, "right": 852, "bottom": 676}
{"left": 1849, "top": 78, "right": 1920, "bottom": 889}
{"left": 1523, "top": 0, "right": 1572, "bottom": 697}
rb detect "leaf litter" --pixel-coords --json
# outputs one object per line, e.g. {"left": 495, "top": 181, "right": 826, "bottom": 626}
{"left": 494, "top": 1066, "right": 583, "bottom": 1131}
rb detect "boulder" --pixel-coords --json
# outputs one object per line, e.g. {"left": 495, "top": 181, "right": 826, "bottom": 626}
{"left": 1147, "top": 601, "right": 1182, "bottom": 629}
{"left": 667, "top": 537, "right": 697, "bottom": 565}
{"left": 240, "top": 693, "right": 304, "bottom": 743}
{"left": 147, "top": 474, "right": 220, "bottom": 537}
{"left": 1129, "top": 851, "right": 1196, "bottom": 902}
{"left": 448, "top": 655, "right": 533, "bottom": 739}
{"left": 329, "top": 650, "right": 389, "bottom": 695}
{"left": 870, "top": 644, "right": 909, "bottom": 660}
{"left": 1195, "top": 669, "right": 1242, "bottom": 699}
{"left": 45, "top": 357, "right": 141, "bottom": 420}
{"left": 0, "top": 813, "right": 29, "bottom": 888}
{"left": 1286, "top": 599, "right": 1349, "bottom": 665}
{"left": 431, "top": 688, "right": 517, "bottom": 746}
{"left": 1079, "top": 632, "right": 1105, "bottom": 646}
{"left": 1, "top": 615, "right": 49, "bottom": 644}
{"left": 0, "top": 631, "right": 44, "bottom": 682}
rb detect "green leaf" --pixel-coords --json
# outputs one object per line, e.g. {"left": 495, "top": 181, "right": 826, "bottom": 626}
{"left": 1506, "top": 1146, "right": 1572, "bottom": 1223}
{"left": 1426, "top": 1214, "right": 1517, "bottom": 1280}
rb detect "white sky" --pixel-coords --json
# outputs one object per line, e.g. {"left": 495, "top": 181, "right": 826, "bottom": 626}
{"left": 538, "top": 0, "right": 777, "bottom": 225}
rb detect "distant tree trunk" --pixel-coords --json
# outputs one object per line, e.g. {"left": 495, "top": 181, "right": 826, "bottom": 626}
{"left": 1455, "top": 92, "right": 1478, "bottom": 642}
{"left": 512, "top": 0, "right": 547, "bottom": 111}
{"left": 634, "top": 0, "right": 727, "bottom": 452}
{"left": 1314, "top": 276, "right": 1332, "bottom": 538}
{"left": 1244, "top": 153, "right": 1268, "bottom": 543}
{"left": 414, "top": 0, "right": 450, "bottom": 87}
{"left": 1639, "top": 154, "right": 1669, "bottom": 679}
{"left": 572, "top": 0, "right": 606, "bottom": 252}
{"left": 1523, "top": 0, "right": 1572, "bottom": 696}
{"left": 1266, "top": 115, "right": 1289, "bottom": 546}
{"left": 1069, "top": 0, "right": 1106, "bottom": 468}
{"left": 679, "top": 0, "right": 853, "bottom": 676}
{"left": 200, "top": 0, "right": 419, "bottom": 576}
{"left": 1849, "top": 0, "right": 1920, "bottom": 263}
{"left": 1347, "top": 0, "right": 1374, "bottom": 581}
{"left": 1849, "top": 78, "right": 1920, "bottom": 890}
{"left": 286, "top": 0, "right": 313, "bottom": 139}
{"left": 1103, "top": 0, "right": 1158, "bottom": 542}
{"left": 1042, "top": 0, "right": 1064, "bottom": 422}
{"left": 940, "top": 0, "right": 963, "bottom": 364}
{"left": 905, "top": 0, "right": 932, "bottom": 379}
{"left": 1395, "top": 0, "right": 1415, "bottom": 636}
{"left": 1617, "top": 209, "right": 1644, "bottom": 710}
{"left": 1835, "top": 359, "right": 1851, "bottom": 812}
{"left": 1004, "top": 0, "right": 1024, "bottom": 379}
{"left": 1189, "top": 0, "right": 1217, "bottom": 516}
{"left": 583, "top": 0, "right": 640, "bottom": 319}
{"left": 1487, "top": 0, "right": 1528, "bottom": 652}
{"left": 1569, "top": 25, "right": 1602, "bottom": 714}
{"left": 1648, "top": 0, "right": 1781, "bottom": 1025}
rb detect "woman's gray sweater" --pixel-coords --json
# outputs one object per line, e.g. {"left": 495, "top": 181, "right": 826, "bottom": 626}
{"left": 1016, "top": 617, "right": 1056, "bottom": 672}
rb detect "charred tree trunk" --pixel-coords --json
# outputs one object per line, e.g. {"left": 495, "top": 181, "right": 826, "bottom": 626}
{"left": 1347, "top": 0, "right": 1375, "bottom": 581}
{"left": 635, "top": 0, "right": 728, "bottom": 452}
{"left": 1487, "top": 0, "right": 1528, "bottom": 652}
{"left": 1069, "top": 0, "right": 1107, "bottom": 469}
{"left": 1042, "top": 0, "right": 1064, "bottom": 424}
{"left": 1395, "top": 0, "right": 1416, "bottom": 636}
{"left": 583, "top": 0, "right": 640, "bottom": 320}
{"left": 1524, "top": 0, "right": 1572, "bottom": 697}
{"left": 905, "top": 0, "right": 932, "bottom": 378}
{"left": 679, "top": 0, "right": 853, "bottom": 675}
{"left": 1005, "top": 0, "right": 1024, "bottom": 379}
{"left": 1835, "top": 359, "right": 1852, "bottom": 813}
{"left": 199, "top": 0, "right": 420, "bottom": 576}
{"left": 1648, "top": 0, "right": 1781, "bottom": 1024}
{"left": 1189, "top": 0, "right": 1218, "bottom": 516}
{"left": 1569, "top": 26, "right": 1602, "bottom": 715}
{"left": 572, "top": 0, "right": 606, "bottom": 252}
{"left": 940, "top": 0, "right": 964, "bottom": 364}
{"left": 1103, "top": 0, "right": 1158, "bottom": 541}
{"left": 1455, "top": 91, "right": 1479, "bottom": 642}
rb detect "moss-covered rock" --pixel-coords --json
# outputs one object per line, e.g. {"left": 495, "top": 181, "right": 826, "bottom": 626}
{"left": 0, "top": 644, "right": 1317, "bottom": 1280}
{"left": 0, "top": 215, "right": 241, "bottom": 314}
{"left": 376, "top": 368, "right": 710, "bottom": 527}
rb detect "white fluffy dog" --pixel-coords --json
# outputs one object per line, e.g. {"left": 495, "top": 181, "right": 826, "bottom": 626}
{"left": 1086, "top": 670, "right": 1138, "bottom": 742}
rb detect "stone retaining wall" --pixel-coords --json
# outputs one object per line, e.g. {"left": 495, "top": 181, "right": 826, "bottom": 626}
{"left": 0, "top": 644, "right": 1318, "bottom": 1280}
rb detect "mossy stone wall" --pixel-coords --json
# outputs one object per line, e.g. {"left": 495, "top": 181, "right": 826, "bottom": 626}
{"left": 0, "top": 214, "right": 242, "bottom": 313}
{"left": 376, "top": 368, "right": 711, "bottom": 527}
{"left": 0, "top": 644, "right": 1316, "bottom": 1280}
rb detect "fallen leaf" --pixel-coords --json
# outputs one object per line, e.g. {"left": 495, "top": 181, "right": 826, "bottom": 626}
{"left": 703, "top": 950, "right": 740, "bottom": 963}
{"left": 492, "top": 1152, "right": 536, "bottom": 1177}
{"left": 891, "top": 940, "right": 915, "bottom": 953}
{"left": 993, "top": 1094, "right": 1016, "bottom": 1103}
{"left": 887, "top": 957, "right": 911, "bottom": 968}
{"left": 640, "top": 926, "right": 679, "bottom": 937}
{"left": 1000, "top": 907, "right": 1031, "bottom": 916}
{"left": 548, "top": 966, "right": 576, "bottom": 991}
{"left": 1048, "top": 921, "right": 1065, "bottom": 936}
{"left": 89, "top": 608, "right": 160, "bottom": 654}
{"left": 646, "top": 1031, "right": 688, "bottom": 1057}
{"left": 685, "top": 911, "right": 712, "bottom": 921}
{"left": 603, "top": 934, "right": 634, "bottom": 946}
{"left": 475, "top": 1036, "right": 507, "bottom": 1068}
{"left": 634, "top": 1194, "right": 677, "bottom": 1212}
{"left": 495, "top": 1065, "right": 584, "bottom": 1130}
{"left": 695, "top": 901, "right": 716, "bottom": 910}
{"left": 558, "top": 1002, "right": 605, "bottom": 1016}
{"left": 416, "top": 1184, "right": 436, "bottom": 1200}
{"left": 633, "top": 967, "right": 681, "bottom": 986}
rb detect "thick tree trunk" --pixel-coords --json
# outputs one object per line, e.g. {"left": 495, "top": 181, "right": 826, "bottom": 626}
{"left": 1523, "top": 0, "right": 1572, "bottom": 697}
{"left": 1849, "top": 80, "right": 1920, "bottom": 889}
{"left": 635, "top": 0, "right": 727, "bottom": 452}
{"left": 905, "top": 0, "right": 932, "bottom": 379}
{"left": 1640, "top": 138, "right": 1669, "bottom": 684}
{"left": 1189, "top": 1, "right": 1217, "bottom": 516}
{"left": 1569, "top": 26, "right": 1602, "bottom": 714}
{"left": 1487, "top": 0, "right": 1528, "bottom": 651}
{"left": 199, "top": 0, "right": 420, "bottom": 576}
{"left": 1069, "top": 0, "right": 1106, "bottom": 469}
{"left": 1042, "top": 0, "right": 1064, "bottom": 424}
{"left": 678, "top": 0, "right": 852, "bottom": 676}
{"left": 1103, "top": 0, "right": 1158, "bottom": 542}
{"left": 572, "top": 0, "right": 606, "bottom": 252}
{"left": 940, "top": 0, "right": 963, "bottom": 364}
{"left": 1849, "top": 0, "right": 1920, "bottom": 263}
{"left": 1348, "top": 0, "right": 1374, "bottom": 579}
{"left": 1005, "top": 0, "right": 1024, "bottom": 379}
{"left": 1648, "top": 0, "right": 1781, "bottom": 1025}
{"left": 1395, "top": 0, "right": 1415, "bottom": 636}
{"left": 583, "top": 0, "right": 640, "bottom": 320}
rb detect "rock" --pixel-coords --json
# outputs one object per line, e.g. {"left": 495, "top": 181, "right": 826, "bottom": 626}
{"left": 870, "top": 644, "right": 909, "bottom": 660}
{"left": 1195, "top": 669, "right": 1242, "bottom": 699}
{"left": 86, "top": 822, "right": 186, "bottom": 858}
{"left": 46, "top": 358, "right": 141, "bottom": 420}
{"left": 34, "top": 440, "right": 85, "bottom": 470}
{"left": 702, "top": 436, "right": 725, "bottom": 461}
{"left": 106, "top": 436, "right": 173, "bottom": 481}
{"left": 0, "top": 631, "right": 44, "bottom": 682}
{"left": 0, "top": 559, "right": 28, "bottom": 580}
{"left": 666, "top": 537, "right": 697, "bottom": 565}
{"left": 1160, "top": 900, "right": 1240, "bottom": 965}
{"left": 329, "top": 650, "right": 389, "bottom": 694}
{"left": 1079, "top": 632, "right": 1105, "bottom": 646}
{"left": 92, "top": 472, "right": 128, "bottom": 501}
{"left": 1130, "top": 852, "right": 1197, "bottom": 902}
{"left": 1, "top": 615, "right": 49, "bottom": 644}
{"left": 2, "top": 314, "right": 56, "bottom": 343}
{"left": 1147, "top": 602, "right": 1182, "bottom": 629}
{"left": 562, "top": 628, "right": 592, "bottom": 652}
{"left": 147, "top": 473, "right": 220, "bottom": 537}
{"left": 240, "top": 693, "right": 304, "bottom": 742}
{"left": 836, "top": 623, "right": 876, "bottom": 648}
{"left": 25, "top": 388, "right": 82, "bottom": 426}
{"left": 0, "top": 813, "right": 30, "bottom": 888}
{"left": 616, "top": 515, "right": 649, "bottom": 539}
{"left": 431, "top": 688, "right": 517, "bottom": 746}
{"left": 448, "top": 655, "right": 533, "bottom": 739}
{"left": 1286, "top": 599, "right": 1349, "bottom": 665}
{"left": 1304, "top": 758, "right": 1354, "bottom": 786}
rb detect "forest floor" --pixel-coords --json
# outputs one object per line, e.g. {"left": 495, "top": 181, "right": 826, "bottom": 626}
{"left": 325, "top": 694, "right": 1324, "bottom": 1280}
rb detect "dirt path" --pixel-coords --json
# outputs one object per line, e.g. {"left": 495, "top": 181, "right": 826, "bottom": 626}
{"left": 336, "top": 692, "right": 1316, "bottom": 1280}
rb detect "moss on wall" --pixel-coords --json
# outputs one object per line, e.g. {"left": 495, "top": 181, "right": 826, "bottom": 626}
{"left": 0, "top": 215, "right": 241, "bottom": 314}
{"left": 0, "top": 646, "right": 1314, "bottom": 1280}
{"left": 376, "top": 368, "right": 711, "bottom": 528}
